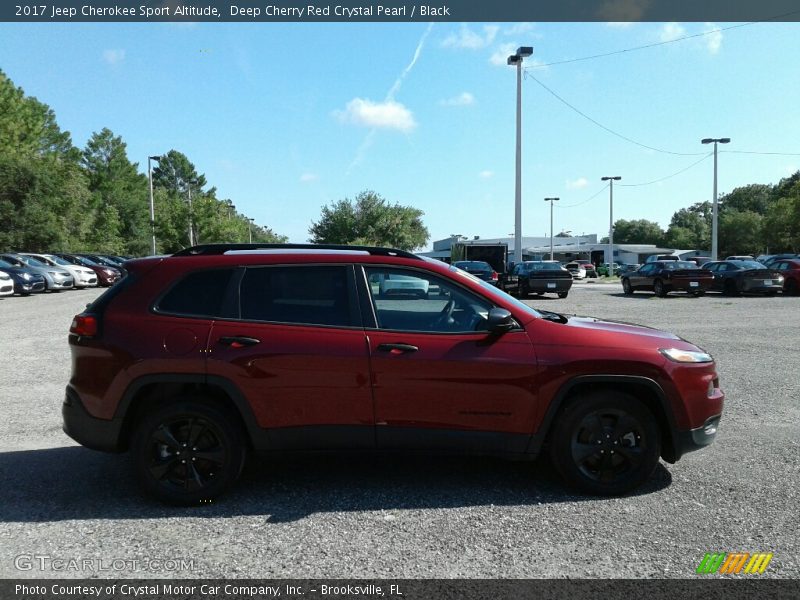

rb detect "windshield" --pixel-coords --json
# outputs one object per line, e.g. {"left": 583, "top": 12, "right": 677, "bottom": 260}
{"left": 526, "top": 262, "right": 563, "bottom": 271}
{"left": 0, "top": 259, "right": 13, "bottom": 268}
{"left": 18, "top": 256, "right": 45, "bottom": 267}
{"left": 450, "top": 266, "right": 541, "bottom": 320}
{"left": 730, "top": 260, "right": 766, "bottom": 269}
{"left": 47, "top": 255, "right": 71, "bottom": 266}
{"left": 454, "top": 261, "right": 491, "bottom": 270}
{"left": 662, "top": 261, "right": 698, "bottom": 270}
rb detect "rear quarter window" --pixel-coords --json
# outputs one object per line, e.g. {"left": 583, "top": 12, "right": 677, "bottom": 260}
{"left": 155, "top": 269, "right": 236, "bottom": 318}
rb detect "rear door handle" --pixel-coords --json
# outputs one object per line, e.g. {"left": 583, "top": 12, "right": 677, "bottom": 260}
{"left": 219, "top": 336, "right": 261, "bottom": 348}
{"left": 376, "top": 343, "right": 419, "bottom": 353}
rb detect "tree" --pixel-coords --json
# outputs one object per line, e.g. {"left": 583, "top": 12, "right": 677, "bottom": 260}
{"left": 719, "top": 184, "right": 773, "bottom": 216}
{"left": 718, "top": 210, "right": 763, "bottom": 257}
{"left": 763, "top": 179, "right": 800, "bottom": 252}
{"left": 612, "top": 219, "right": 664, "bottom": 245}
{"left": 309, "top": 190, "right": 429, "bottom": 250}
{"left": 664, "top": 202, "right": 712, "bottom": 249}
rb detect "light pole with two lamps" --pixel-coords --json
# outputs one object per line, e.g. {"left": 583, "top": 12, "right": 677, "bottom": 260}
{"left": 701, "top": 137, "right": 730, "bottom": 260}
{"left": 507, "top": 45, "right": 533, "bottom": 265}
{"left": 147, "top": 155, "right": 162, "bottom": 256}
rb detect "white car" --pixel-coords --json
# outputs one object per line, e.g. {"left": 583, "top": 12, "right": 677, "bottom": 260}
{"left": 376, "top": 273, "right": 430, "bottom": 298}
{"left": 22, "top": 253, "right": 98, "bottom": 288}
{"left": 0, "top": 271, "right": 13, "bottom": 296}
{"left": 564, "top": 262, "right": 587, "bottom": 279}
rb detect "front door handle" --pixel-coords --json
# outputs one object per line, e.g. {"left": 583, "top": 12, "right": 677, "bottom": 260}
{"left": 376, "top": 343, "right": 419, "bottom": 353}
{"left": 219, "top": 336, "right": 261, "bottom": 348}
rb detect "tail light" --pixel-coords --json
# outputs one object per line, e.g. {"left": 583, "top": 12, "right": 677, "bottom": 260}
{"left": 491, "top": 271, "right": 498, "bottom": 281}
{"left": 70, "top": 314, "right": 97, "bottom": 337}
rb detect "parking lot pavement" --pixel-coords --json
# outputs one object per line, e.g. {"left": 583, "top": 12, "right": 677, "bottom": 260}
{"left": 0, "top": 286, "right": 798, "bottom": 578}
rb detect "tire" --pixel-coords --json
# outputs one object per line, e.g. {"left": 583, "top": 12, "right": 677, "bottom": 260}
{"left": 692, "top": 291, "right": 705, "bottom": 297}
{"left": 549, "top": 392, "right": 661, "bottom": 496}
{"left": 622, "top": 278, "right": 634, "bottom": 295}
{"left": 653, "top": 279, "right": 668, "bottom": 298}
{"left": 520, "top": 282, "right": 530, "bottom": 298}
{"left": 132, "top": 399, "right": 247, "bottom": 505}
{"left": 557, "top": 292, "right": 568, "bottom": 298}
{"left": 723, "top": 279, "right": 739, "bottom": 296}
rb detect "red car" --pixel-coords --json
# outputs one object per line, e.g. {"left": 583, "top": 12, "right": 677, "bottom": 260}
{"left": 55, "top": 253, "right": 122, "bottom": 286}
{"left": 772, "top": 258, "right": 800, "bottom": 295}
{"left": 64, "top": 244, "right": 724, "bottom": 504}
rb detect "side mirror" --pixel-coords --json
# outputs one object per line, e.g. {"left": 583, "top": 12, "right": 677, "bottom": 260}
{"left": 487, "top": 308, "right": 515, "bottom": 334}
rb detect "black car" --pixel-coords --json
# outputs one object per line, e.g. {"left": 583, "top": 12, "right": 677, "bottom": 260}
{"left": 0, "top": 258, "right": 46, "bottom": 295}
{"left": 77, "top": 254, "right": 128, "bottom": 277}
{"left": 622, "top": 261, "right": 714, "bottom": 297}
{"left": 453, "top": 260, "right": 499, "bottom": 286}
{"left": 506, "top": 261, "right": 572, "bottom": 298}
{"left": 702, "top": 260, "right": 784, "bottom": 296}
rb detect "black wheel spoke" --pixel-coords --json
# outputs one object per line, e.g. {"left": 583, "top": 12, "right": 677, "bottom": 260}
{"left": 612, "top": 414, "right": 639, "bottom": 440}
{"left": 149, "top": 457, "right": 179, "bottom": 481}
{"left": 616, "top": 445, "right": 643, "bottom": 465}
{"left": 187, "top": 419, "right": 207, "bottom": 447}
{"left": 572, "top": 442, "right": 600, "bottom": 465}
{"left": 185, "top": 462, "right": 205, "bottom": 491}
{"left": 194, "top": 446, "right": 225, "bottom": 466}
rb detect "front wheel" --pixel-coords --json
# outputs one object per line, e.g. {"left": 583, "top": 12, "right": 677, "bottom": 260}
{"left": 549, "top": 392, "right": 661, "bottom": 496}
{"left": 132, "top": 399, "right": 247, "bottom": 505}
{"left": 653, "top": 279, "right": 668, "bottom": 297}
{"left": 622, "top": 278, "right": 634, "bottom": 295}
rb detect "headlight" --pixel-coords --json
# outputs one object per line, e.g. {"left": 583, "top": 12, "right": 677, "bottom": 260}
{"left": 22, "top": 273, "right": 33, "bottom": 281}
{"left": 103, "top": 268, "right": 115, "bottom": 275}
{"left": 660, "top": 348, "right": 713, "bottom": 363}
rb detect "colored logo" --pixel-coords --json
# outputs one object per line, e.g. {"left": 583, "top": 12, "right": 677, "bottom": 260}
{"left": 697, "top": 552, "right": 773, "bottom": 574}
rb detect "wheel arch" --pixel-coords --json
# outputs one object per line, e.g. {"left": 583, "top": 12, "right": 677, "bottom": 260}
{"left": 529, "top": 375, "right": 680, "bottom": 463}
{"left": 115, "top": 374, "right": 268, "bottom": 452}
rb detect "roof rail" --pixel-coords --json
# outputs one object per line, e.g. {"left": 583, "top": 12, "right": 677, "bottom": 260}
{"left": 172, "top": 243, "right": 422, "bottom": 260}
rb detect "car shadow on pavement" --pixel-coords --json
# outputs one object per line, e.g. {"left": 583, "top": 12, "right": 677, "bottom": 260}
{"left": 0, "top": 446, "right": 672, "bottom": 523}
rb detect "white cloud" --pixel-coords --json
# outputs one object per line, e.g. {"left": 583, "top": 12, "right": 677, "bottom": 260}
{"left": 704, "top": 22, "right": 723, "bottom": 54}
{"left": 606, "top": 21, "right": 635, "bottom": 28}
{"left": 566, "top": 177, "right": 589, "bottom": 190}
{"left": 102, "top": 49, "right": 125, "bottom": 65}
{"left": 440, "top": 92, "right": 475, "bottom": 107}
{"left": 299, "top": 173, "right": 318, "bottom": 183}
{"left": 489, "top": 42, "right": 519, "bottom": 66}
{"left": 335, "top": 98, "right": 416, "bottom": 132}
{"left": 479, "top": 170, "right": 494, "bottom": 179}
{"left": 442, "top": 25, "right": 499, "bottom": 50}
{"left": 660, "top": 22, "right": 686, "bottom": 43}
{"left": 503, "top": 23, "right": 536, "bottom": 36}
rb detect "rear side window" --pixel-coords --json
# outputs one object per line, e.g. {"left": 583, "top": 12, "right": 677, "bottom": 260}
{"left": 239, "top": 266, "right": 354, "bottom": 327}
{"left": 156, "top": 269, "right": 235, "bottom": 318}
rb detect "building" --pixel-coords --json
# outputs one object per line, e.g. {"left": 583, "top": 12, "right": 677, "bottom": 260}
{"left": 421, "top": 234, "right": 598, "bottom": 262}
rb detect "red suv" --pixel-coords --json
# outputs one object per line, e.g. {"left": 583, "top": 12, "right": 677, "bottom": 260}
{"left": 64, "top": 244, "right": 724, "bottom": 504}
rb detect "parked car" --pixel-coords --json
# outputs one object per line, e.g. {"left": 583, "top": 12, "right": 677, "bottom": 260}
{"left": 453, "top": 260, "right": 500, "bottom": 287}
{"left": 0, "top": 271, "right": 13, "bottom": 297}
{"left": 55, "top": 254, "right": 122, "bottom": 287}
{"left": 505, "top": 260, "right": 572, "bottom": 298}
{"left": 64, "top": 243, "right": 724, "bottom": 504}
{"left": 0, "top": 253, "right": 74, "bottom": 291}
{"left": 21, "top": 253, "right": 98, "bottom": 288}
{"left": 769, "top": 258, "right": 800, "bottom": 295}
{"left": 759, "top": 254, "right": 799, "bottom": 269}
{"left": 702, "top": 260, "right": 784, "bottom": 296}
{"left": 596, "top": 262, "right": 623, "bottom": 277}
{"left": 564, "top": 262, "right": 586, "bottom": 279}
{"left": 725, "top": 255, "right": 755, "bottom": 261}
{"left": 375, "top": 272, "right": 430, "bottom": 298}
{"left": 0, "top": 258, "right": 46, "bottom": 295}
{"left": 575, "top": 260, "right": 597, "bottom": 278}
{"left": 686, "top": 257, "right": 712, "bottom": 267}
{"left": 621, "top": 261, "right": 714, "bottom": 297}
{"left": 77, "top": 253, "right": 128, "bottom": 278}
{"left": 645, "top": 255, "right": 680, "bottom": 263}
{"left": 618, "top": 263, "right": 641, "bottom": 275}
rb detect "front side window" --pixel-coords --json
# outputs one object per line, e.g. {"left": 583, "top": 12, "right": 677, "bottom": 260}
{"left": 240, "top": 265, "right": 354, "bottom": 327}
{"left": 365, "top": 267, "right": 493, "bottom": 333}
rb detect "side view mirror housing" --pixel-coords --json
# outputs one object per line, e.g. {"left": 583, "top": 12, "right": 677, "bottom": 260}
{"left": 487, "top": 308, "right": 515, "bottom": 334}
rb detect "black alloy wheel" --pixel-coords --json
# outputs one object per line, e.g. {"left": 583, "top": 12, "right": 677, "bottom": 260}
{"left": 133, "top": 399, "right": 246, "bottom": 505}
{"left": 550, "top": 392, "right": 660, "bottom": 496}
{"left": 622, "top": 278, "right": 634, "bottom": 295}
{"left": 653, "top": 279, "right": 668, "bottom": 297}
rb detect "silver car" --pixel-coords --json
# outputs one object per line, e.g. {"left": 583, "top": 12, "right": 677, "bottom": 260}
{"left": 0, "top": 253, "right": 74, "bottom": 291}
{"left": 21, "top": 253, "right": 98, "bottom": 288}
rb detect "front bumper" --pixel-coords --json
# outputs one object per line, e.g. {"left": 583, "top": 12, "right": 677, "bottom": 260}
{"left": 50, "top": 277, "right": 74, "bottom": 289}
{"left": 673, "top": 415, "right": 721, "bottom": 460}
{"left": 17, "top": 281, "right": 45, "bottom": 293}
{"left": 62, "top": 386, "right": 124, "bottom": 453}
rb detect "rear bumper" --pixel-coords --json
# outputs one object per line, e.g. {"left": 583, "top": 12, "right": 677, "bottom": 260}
{"left": 62, "top": 386, "right": 125, "bottom": 453}
{"left": 528, "top": 278, "right": 572, "bottom": 292}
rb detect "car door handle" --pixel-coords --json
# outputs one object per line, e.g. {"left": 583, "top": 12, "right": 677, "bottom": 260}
{"left": 219, "top": 336, "right": 261, "bottom": 348}
{"left": 376, "top": 343, "right": 419, "bottom": 353}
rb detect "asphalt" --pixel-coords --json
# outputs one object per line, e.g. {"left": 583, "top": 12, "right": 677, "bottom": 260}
{"left": 0, "top": 282, "right": 797, "bottom": 579}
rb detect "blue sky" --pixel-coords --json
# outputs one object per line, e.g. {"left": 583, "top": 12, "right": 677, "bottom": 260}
{"left": 1, "top": 21, "right": 799, "bottom": 249}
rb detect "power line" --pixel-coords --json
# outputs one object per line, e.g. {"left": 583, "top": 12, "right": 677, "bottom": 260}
{"left": 523, "top": 13, "right": 800, "bottom": 70}
{"left": 557, "top": 184, "right": 609, "bottom": 208}
{"left": 526, "top": 73, "right": 707, "bottom": 156}
{"left": 722, "top": 150, "right": 800, "bottom": 156}
{"left": 620, "top": 153, "right": 713, "bottom": 187}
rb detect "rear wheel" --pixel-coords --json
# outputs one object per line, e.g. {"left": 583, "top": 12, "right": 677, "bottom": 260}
{"left": 557, "top": 292, "right": 569, "bottom": 298}
{"left": 549, "top": 392, "right": 661, "bottom": 496}
{"left": 785, "top": 279, "right": 798, "bottom": 296}
{"left": 132, "top": 399, "right": 247, "bottom": 505}
{"left": 653, "top": 279, "right": 668, "bottom": 297}
{"left": 520, "top": 281, "right": 530, "bottom": 297}
{"left": 622, "top": 278, "right": 634, "bottom": 295}
{"left": 692, "top": 290, "right": 705, "bottom": 297}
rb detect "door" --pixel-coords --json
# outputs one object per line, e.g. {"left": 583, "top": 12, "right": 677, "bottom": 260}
{"left": 360, "top": 266, "right": 539, "bottom": 454}
{"left": 206, "top": 264, "right": 374, "bottom": 449}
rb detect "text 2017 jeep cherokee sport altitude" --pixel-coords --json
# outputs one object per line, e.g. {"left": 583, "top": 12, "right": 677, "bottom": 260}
{"left": 64, "top": 244, "right": 724, "bottom": 504}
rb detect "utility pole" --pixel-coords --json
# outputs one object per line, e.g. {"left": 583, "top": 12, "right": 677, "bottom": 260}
{"left": 701, "top": 137, "right": 731, "bottom": 260}
{"left": 601, "top": 176, "right": 621, "bottom": 270}
{"left": 544, "top": 197, "right": 560, "bottom": 260}
{"left": 507, "top": 46, "right": 533, "bottom": 264}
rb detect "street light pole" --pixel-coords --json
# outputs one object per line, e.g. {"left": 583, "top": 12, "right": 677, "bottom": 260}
{"left": 147, "top": 155, "right": 161, "bottom": 256}
{"left": 248, "top": 218, "right": 255, "bottom": 244}
{"left": 701, "top": 137, "right": 730, "bottom": 260}
{"left": 544, "top": 197, "right": 559, "bottom": 260}
{"left": 508, "top": 45, "right": 533, "bottom": 265}
{"left": 601, "top": 176, "right": 621, "bottom": 270}
{"left": 187, "top": 186, "right": 194, "bottom": 246}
